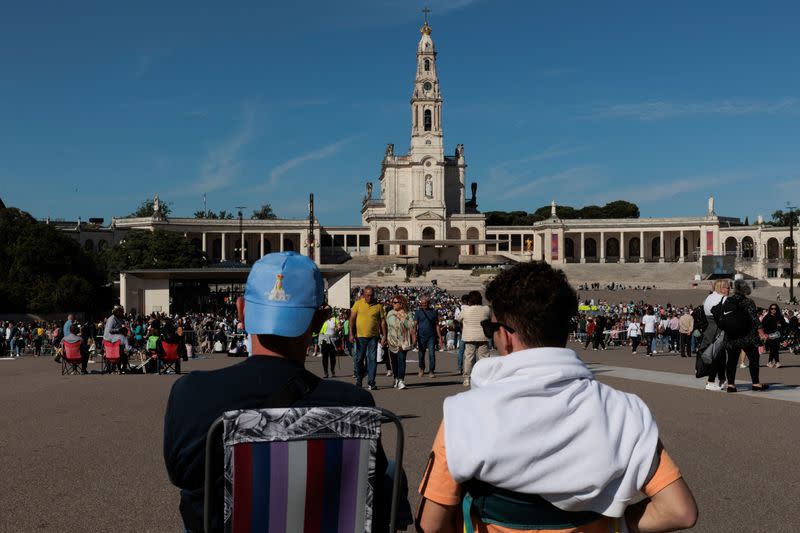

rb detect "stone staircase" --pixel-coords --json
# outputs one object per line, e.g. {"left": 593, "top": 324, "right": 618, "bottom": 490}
{"left": 558, "top": 262, "right": 702, "bottom": 288}
{"left": 352, "top": 267, "right": 493, "bottom": 292}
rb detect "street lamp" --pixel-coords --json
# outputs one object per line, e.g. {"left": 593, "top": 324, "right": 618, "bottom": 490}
{"left": 788, "top": 203, "right": 797, "bottom": 303}
{"left": 236, "top": 206, "right": 247, "bottom": 264}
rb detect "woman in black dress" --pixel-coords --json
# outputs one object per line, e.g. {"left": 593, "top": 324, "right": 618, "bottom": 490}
{"left": 761, "top": 304, "right": 786, "bottom": 368}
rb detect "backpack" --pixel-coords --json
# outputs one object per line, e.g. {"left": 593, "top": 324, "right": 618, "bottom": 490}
{"left": 711, "top": 297, "right": 750, "bottom": 338}
{"left": 691, "top": 305, "right": 708, "bottom": 334}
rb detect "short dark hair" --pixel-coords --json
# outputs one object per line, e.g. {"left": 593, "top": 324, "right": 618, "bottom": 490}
{"left": 467, "top": 290, "right": 483, "bottom": 306}
{"left": 485, "top": 262, "right": 577, "bottom": 347}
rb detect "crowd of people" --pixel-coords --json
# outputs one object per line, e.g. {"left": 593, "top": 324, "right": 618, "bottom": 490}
{"left": 2, "top": 309, "right": 252, "bottom": 373}
{"left": 160, "top": 252, "right": 698, "bottom": 532}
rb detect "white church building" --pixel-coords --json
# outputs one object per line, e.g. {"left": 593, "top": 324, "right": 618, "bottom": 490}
{"left": 55, "top": 19, "right": 798, "bottom": 295}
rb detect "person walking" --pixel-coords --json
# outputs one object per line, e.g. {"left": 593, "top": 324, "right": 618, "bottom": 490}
{"left": 642, "top": 307, "right": 657, "bottom": 356}
{"left": 349, "top": 286, "right": 387, "bottom": 390}
{"left": 627, "top": 316, "right": 642, "bottom": 354}
{"left": 699, "top": 279, "right": 729, "bottom": 390}
{"left": 678, "top": 310, "right": 694, "bottom": 357}
{"left": 454, "top": 294, "right": 468, "bottom": 374}
{"left": 318, "top": 313, "right": 339, "bottom": 378}
{"left": 716, "top": 279, "right": 769, "bottom": 393}
{"left": 762, "top": 304, "right": 786, "bottom": 368}
{"left": 386, "top": 294, "right": 415, "bottom": 390}
{"left": 415, "top": 296, "right": 443, "bottom": 378}
{"left": 457, "top": 291, "right": 492, "bottom": 387}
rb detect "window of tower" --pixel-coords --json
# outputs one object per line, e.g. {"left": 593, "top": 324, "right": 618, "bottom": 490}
{"left": 424, "top": 59, "right": 430, "bottom": 71}
{"left": 424, "top": 109, "right": 432, "bottom": 131}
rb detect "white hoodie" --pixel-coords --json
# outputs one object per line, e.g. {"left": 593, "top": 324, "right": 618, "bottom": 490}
{"left": 443, "top": 347, "right": 659, "bottom": 518}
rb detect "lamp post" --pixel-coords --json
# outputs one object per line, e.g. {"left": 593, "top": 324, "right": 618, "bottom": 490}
{"left": 236, "top": 206, "right": 246, "bottom": 264}
{"left": 788, "top": 203, "right": 797, "bottom": 303}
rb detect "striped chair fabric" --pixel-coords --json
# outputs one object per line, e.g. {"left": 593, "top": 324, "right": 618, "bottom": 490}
{"left": 221, "top": 407, "right": 382, "bottom": 533}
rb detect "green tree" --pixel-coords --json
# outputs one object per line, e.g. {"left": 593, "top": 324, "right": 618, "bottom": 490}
{"left": 771, "top": 210, "right": 798, "bottom": 227}
{"left": 193, "top": 210, "right": 234, "bottom": 220}
{"left": 102, "top": 230, "right": 206, "bottom": 274}
{"left": 251, "top": 204, "right": 278, "bottom": 220}
{"left": 601, "top": 200, "right": 639, "bottom": 218}
{"left": 127, "top": 198, "right": 171, "bottom": 218}
{"left": 0, "top": 206, "right": 109, "bottom": 312}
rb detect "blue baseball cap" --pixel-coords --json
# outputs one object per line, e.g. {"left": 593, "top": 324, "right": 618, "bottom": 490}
{"left": 244, "top": 252, "right": 325, "bottom": 337}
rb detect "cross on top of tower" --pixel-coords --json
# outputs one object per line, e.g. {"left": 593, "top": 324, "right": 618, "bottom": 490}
{"left": 420, "top": 7, "right": 432, "bottom": 35}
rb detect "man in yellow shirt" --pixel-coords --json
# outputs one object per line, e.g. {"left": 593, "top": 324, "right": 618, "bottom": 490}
{"left": 349, "top": 286, "right": 387, "bottom": 390}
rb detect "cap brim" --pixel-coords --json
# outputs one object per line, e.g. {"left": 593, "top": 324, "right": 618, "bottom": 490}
{"left": 244, "top": 300, "right": 316, "bottom": 337}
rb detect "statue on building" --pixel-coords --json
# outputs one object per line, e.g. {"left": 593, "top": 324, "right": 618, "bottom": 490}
{"left": 471, "top": 182, "right": 477, "bottom": 203}
{"left": 525, "top": 237, "right": 533, "bottom": 253}
{"left": 455, "top": 144, "right": 464, "bottom": 159}
{"left": 551, "top": 200, "right": 557, "bottom": 218}
{"left": 385, "top": 143, "right": 394, "bottom": 158}
{"left": 425, "top": 175, "right": 433, "bottom": 198}
{"left": 707, "top": 195, "right": 715, "bottom": 216}
{"left": 366, "top": 181, "right": 373, "bottom": 200}
{"left": 153, "top": 194, "right": 161, "bottom": 215}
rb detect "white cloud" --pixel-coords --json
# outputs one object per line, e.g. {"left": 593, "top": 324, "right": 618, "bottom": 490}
{"left": 499, "top": 166, "right": 600, "bottom": 200}
{"left": 267, "top": 137, "right": 354, "bottom": 187}
{"left": 582, "top": 99, "right": 796, "bottom": 120}
{"left": 585, "top": 175, "right": 733, "bottom": 205}
{"left": 191, "top": 104, "right": 257, "bottom": 193}
{"left": 488, "top": 143, "right": 585, "bottom": 184}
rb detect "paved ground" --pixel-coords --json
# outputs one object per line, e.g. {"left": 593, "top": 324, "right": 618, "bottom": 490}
{"left": 1, "top": 342, "right": 799, "bottom": 532}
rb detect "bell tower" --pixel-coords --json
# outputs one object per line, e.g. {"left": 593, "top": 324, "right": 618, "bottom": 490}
{"left": 410, "top": 15, "right": 443, "bottom": 160}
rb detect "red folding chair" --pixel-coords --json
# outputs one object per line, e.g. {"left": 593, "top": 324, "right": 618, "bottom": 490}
{"left": 102, "top": 340, "right": 122, "bottom": 374}
{"left": 159, "top": 341, "right": 181, "bottom": 374}
{"left": 62, "top": 340, "right": 84, "bottom": 375}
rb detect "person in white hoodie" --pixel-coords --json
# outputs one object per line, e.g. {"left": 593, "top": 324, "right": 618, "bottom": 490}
{"left": 416, "top": 262, "right": 697, "bottom": 533}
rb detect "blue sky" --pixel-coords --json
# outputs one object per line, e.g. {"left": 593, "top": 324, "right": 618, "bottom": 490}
{"left": 2, "top": 0, "right": 799, "bottom": 225}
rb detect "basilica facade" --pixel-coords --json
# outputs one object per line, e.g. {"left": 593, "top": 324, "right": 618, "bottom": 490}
{"left": 55, "top": 21, "right": 797, "bottom": 286}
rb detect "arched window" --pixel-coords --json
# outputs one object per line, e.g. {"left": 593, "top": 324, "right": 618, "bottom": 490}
{"left": 422, "top": 227, "right": 436, "bottom": 240}
{"left": 424, "top": 59, "right": 430, "bottom": 71}
{"left": 767, "top": 238, "right": 780, "bottom": 259}
{"left": 584, "top": 238, "right": 597, "bottom": 258}
{"left": 742, "top": 236, "right": 754, "bottom": 259}
{"left": 725, "top": 237, "right": 738, "bottom": 256}
{"left": 424, "top": 109, "right": 432, "bottom": 131}
{"left": 629, "top": 237, "right": 640, "bottom": 259}
{"left": 651, "top": 237, "right": 661, "bottom": 259}
{"left": 84, "top": 239, "right": 94, "bottom": 252}
{"left": 97, "top": 240, "right": 107, "bottom": 251}
{"left": 606, "top": 237, "right": 620, "bottom": 257}
{"left": 564, "top": 238, "right": 575, "bottom": 259}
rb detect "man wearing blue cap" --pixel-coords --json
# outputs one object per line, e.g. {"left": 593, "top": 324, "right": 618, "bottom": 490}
{"left": 163, "top": 252, "right": 406, "bottom": 532}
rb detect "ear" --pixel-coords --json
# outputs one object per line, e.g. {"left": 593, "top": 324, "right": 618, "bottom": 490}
{"left": 309, "top": 306, "right": 332, "bottom": 335}
{"left": 236, "top": 297, "right": 245, "bottom": 325}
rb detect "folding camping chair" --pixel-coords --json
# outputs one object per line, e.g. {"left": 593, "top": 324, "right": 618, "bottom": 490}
{"left": 61, "top": 340, "right": 84, "bottom": 375}
{"left": 204, "top": 406, "right": 404, "bottom": 533}
{"left": 102, "top": 340, "right": 122, "bottom": 374}
{"left": 159, "top": 341, "right": 181, "bottom": 374}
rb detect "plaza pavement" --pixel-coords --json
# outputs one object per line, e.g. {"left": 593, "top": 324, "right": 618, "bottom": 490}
{"left": 1, "top": 342, "right": 799, "bottom": 532}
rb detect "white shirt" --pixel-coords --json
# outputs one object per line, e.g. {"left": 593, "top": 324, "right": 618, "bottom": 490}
{"left": 703, "top": 292, "right": 725, "bottom": 317}
{"left": 642, "top": 315, "right": 658, "bottom": 333}
{"left": 626, "top": 322, "right": 641, "bottom": 338}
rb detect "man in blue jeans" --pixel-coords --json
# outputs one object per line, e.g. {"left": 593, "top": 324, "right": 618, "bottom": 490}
{"left": 349, "top": 286, "right": 388, "bottom": 390}
{"left": 415, "top": 296, "right": 444, "bottom": 377}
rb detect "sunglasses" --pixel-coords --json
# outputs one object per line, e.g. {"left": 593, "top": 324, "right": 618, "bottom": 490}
{"left": 391, "top": 300, "right": 401, "bottom": 305}
{"left": 480, "top": 319, "right": 516, "bottom": 338}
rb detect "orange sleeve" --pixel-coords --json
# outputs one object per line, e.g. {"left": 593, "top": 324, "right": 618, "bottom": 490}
{"left": 642, "top": 448, "right": 682, "bottom": 497}
{"left": 418, "top": 422, "right": 462, "bottom": 507}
